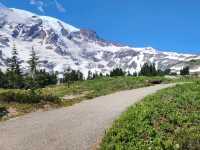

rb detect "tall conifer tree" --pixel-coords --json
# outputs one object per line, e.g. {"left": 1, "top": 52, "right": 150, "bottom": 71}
{"left": 7, "top": 43, "right": 23, "bottom": 88}
{"left": 28, "top": 47, "right": 39, "bottom": 79}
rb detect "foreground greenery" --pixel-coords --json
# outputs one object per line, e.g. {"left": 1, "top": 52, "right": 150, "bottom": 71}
{"left": 101, "top": 82, "right": 200, "bottom": 150}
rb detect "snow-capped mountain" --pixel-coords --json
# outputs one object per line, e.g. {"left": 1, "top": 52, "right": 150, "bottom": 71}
{"left": 0, "top": 7, "right": 200, "bottom": 76}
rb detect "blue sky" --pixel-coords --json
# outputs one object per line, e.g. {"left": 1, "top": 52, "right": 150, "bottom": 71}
{"left": 0, "top": 0, "right": 200, "bottom": 54}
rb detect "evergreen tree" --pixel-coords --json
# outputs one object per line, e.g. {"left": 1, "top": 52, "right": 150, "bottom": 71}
{"left": 127, "top": 71, "right": 132, "bottom": 76}
{"left": 69, "top": 70, "right": 83, "bottom": 81}
{"left": 110, "top": 68, "right": 125, "bottom": 77}
{"left": 0, "top": 45, "right": 58, "bottom": 89}
{"left": 34, "top": 70, "right": 57, "bottom": 88}
{"left": 180, "top": 66, "right": 190, "bottom": 75}
{"left": 164, "top": 69, "right": 171, "bottom": 75}
{"left": 25, "top": 47, "right": 40, "bottom": 89}
{"left": 92, "top": 72, "right": 99, "bottom": 79}
{"left": 139, "top": 63, "right": 157, "bottom": 76}
{"left": 64, "top": 67, "right": 73, "bottom": 87}
{"left": 106, "top": 73, "right": 110, "bottom": 77}
{"left": 63, "top": 68, "right": 83, "bottom": 87}
{"left": 28, "top": 47, "right": 39, "bottom": 79}
{"left": 7, "top": 44, "right": 21, "bottom": 74}
{"left": 77, "top": 70, "right": 84, "bottom": 81}
{"left": 0, "top": 69, "right": 7, "bottom": 88}
{"left": 87, "top": 70, "right": 93, "bottom": 80}
{"left": 99, "top": 73, "right": 103, "bottom": 77}
{"left": 140, "top": 63, "right": 173, "bottom": 76}
{"left": 133, "top": 72, "right": 138, "bottom": 77}
{"left": 7, "top": 44, "right": 23, "bottom": 88}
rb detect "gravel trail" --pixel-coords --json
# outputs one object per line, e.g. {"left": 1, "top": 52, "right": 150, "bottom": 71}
{"left": 0, "top": 84, "right": 175, "bottom": 150}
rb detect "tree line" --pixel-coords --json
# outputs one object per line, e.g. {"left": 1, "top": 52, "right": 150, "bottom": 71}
{"left": 63, "top": 63, "right": 189, "bottom": 85}
{"left": 0, "top": 45, "right": 57, "bottom": 89}
{"left": 0, "top": 45, "right": 190, "bottom": 89}
{"left": 104, "top": 63, "right": 190, "bottom": 77}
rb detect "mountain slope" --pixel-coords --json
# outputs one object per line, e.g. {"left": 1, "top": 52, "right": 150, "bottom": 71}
{"left": 0, "top": 7, "right": 200, "bottom": 76}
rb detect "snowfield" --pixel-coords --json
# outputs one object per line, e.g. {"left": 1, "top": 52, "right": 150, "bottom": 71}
{"left": 0, "top": 7, "right": 200, "bottom": 76}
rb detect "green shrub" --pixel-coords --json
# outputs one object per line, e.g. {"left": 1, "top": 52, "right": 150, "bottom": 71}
{"left": 41, "top": 92, "right": 60, "bottom": 103}
{"left": 174, "top": 127, "right": 200, "bottom": 150}
{"left": 0, "top": 89, "right": 59, "bottom": 104}
{"left": 0, "top": 90, "right": 40, "bottom": 103}
{"left": 101, "top": 83, "right": 200, "bottom": 150}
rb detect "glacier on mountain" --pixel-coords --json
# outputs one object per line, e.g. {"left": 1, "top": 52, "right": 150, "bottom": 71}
{"left": 0, "top": 7, "right": 200, "bottom": 76}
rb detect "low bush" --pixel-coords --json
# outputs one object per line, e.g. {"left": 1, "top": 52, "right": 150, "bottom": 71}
{"left": 101, "top": 83, "right": 200, "bottom": 150}
{"left": 0, "top": 89, "right": 59, "bottom": 104}
{"left": 174, "top": 127, "right": 200, "bottom": 150}
{"left": 41, "top": 92, "right": 60, "bottom": 103}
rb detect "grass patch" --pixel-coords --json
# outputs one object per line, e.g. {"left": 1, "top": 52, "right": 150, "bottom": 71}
{"left": 44, "top": 76, "right": 173, "bottom": 98}
{"left": 101, "top": 82, "right": 200, "bottom": 150}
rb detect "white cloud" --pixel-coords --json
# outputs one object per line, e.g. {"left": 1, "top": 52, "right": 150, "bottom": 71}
{"left": 54, "top": 0, "right": 66, "bottom": 13}
{"left": 30, "top": 0, "right": 45, "bottom": 13}
{"left": 29, "top": 0, "right": 66, "bottom": 13}
{"left": 37, "top": 5, "right": 44, "bottom": 13}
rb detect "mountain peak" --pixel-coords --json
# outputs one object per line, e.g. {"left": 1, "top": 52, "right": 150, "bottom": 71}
{"left": 0, "top": 8, "right": 199, "bottom": 75}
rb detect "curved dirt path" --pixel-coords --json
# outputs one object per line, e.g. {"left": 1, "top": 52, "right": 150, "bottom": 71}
{"left": 0, "top": 84, "right": 175, "bottom": 150}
